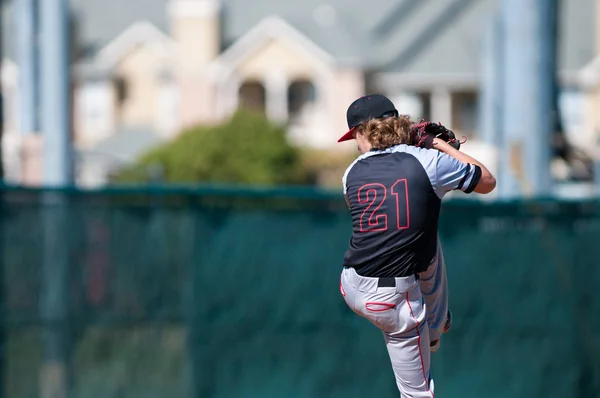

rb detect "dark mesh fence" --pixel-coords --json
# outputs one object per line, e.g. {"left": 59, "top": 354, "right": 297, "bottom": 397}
{"left": 0, "top": 186, "right": 598, "bottom": 398}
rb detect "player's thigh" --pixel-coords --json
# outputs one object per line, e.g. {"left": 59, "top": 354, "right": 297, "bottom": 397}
{"left": 356, "top": 282, "right": 425, "bottom": 335}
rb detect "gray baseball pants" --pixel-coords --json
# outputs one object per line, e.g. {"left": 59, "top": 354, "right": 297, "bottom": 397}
{"left": 340, "top": 240, "right": 448, "bottom": 397}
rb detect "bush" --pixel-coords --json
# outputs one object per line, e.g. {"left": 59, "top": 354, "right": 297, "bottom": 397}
{"left": 297, "top": 148, "right": 358, "bottom": 189}
{"left": 112, "top": 110, "right": 318, "bottom": 186}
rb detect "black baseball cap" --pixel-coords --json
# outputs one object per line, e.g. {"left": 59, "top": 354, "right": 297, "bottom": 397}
{"left": 337, "top": 94, "right": 399, "bottom": 143}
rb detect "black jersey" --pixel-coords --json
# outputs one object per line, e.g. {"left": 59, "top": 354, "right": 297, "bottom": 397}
{"left": 342, "top": 144, "right": 481, "bottom": 277}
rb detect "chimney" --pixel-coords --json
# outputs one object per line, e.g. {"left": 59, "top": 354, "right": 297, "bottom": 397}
{"left": 168, "top": 0, "right": 221, "bottom": 71}
{"left": 168, "top": 0, "right": 222, "bottom": 126}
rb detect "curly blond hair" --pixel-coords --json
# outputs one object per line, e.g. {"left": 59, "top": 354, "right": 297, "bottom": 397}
{"left": 354, "top": 115, "right": 415, "bottom": 150}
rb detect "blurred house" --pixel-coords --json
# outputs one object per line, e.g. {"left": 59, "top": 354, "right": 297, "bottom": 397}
{"left": 1, "top": 0, "right": 599, "bottom": 187}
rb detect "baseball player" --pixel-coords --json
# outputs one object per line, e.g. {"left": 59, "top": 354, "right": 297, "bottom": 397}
{"left": 338, "top": 94, "right": 496, "bottom": 397}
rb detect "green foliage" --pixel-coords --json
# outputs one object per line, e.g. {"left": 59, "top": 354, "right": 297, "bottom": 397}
{"left": 297, "top": 148, "right": 358, "bottom": 189}
{"left": 112, "top": 110, "right": 317, "bottom": 186}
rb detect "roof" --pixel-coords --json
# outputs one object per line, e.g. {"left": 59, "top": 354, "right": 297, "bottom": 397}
{"left": 376, "top": 0, "right": 596, "bottom": 75}
{"left": 559, "top": 0, "right": 596, "bottom": 73}
{"left": 90, "top": 126, "right": 164, "bottom": 163}
{"left": 70, "top": 0, "right": 169, "bottom": 58}
{"left": 1, "top": 0, "right": 169, "bottom": 61}
{"left": 1, "top": 0, "right": 596, "bottom": 76}
{"left": 219, "top": 0, "right": 394, "bottom": 65}
{"left": 219, "top": 0, "right": 596, "bottom": 74}
{"left": 377, "top": 0, "right": 493, "bottom": 74}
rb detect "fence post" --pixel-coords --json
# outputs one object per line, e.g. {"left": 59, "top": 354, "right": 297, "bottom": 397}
{"left": 39, "top": 0, "right": 73, "bottom": 395}
{"left": 479, "top": 10, "right": 503, "bottom": 149}
{"left": 499, "top": 0, "right": 554, "bottom": 198}
{"left": 186, "top": 206, "right": 218, "bottom": 398}
{"left": 185, "top": 208, "right": 198, "bottom": 398}
{"left": 0, "top": 202, "right": 5, "bottom": 398}
{"left": 16, "top": 0, "right": 39, "bottom": 136}
{"left": 0, "top": 1, "right": 6, "bottom": 396}
{"left": 40, "top": 196, "right": 71, "bottom": 398}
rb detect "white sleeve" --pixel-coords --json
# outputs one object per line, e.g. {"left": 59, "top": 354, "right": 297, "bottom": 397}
{"left": 342, "top": 157, "right": 361, "bottom": 195}
{"left": 434, "top": 152, "right": 481, "bottom": 196}
{"left": 342, "top": 167, "right": 350, "bottom": 195}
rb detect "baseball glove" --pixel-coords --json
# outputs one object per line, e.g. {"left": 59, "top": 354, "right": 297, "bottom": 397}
{"left": 410, "top": 120, "right": 465, "bottom": 150}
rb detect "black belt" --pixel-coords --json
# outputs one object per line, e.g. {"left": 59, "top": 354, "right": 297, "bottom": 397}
{"left": 377, "top": 273, "right": 419, "bottom": 288}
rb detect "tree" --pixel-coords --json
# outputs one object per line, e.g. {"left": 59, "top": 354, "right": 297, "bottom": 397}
{"left": 112, "top": 110, "right": 318, "bottom": 186}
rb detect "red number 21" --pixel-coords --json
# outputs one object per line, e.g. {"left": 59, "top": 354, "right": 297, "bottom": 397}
{"left": 357, "top": 179, "right": 410, "bottom": 232}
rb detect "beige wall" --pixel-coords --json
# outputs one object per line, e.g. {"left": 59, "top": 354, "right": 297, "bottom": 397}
{"left": 177, "top": 76, "right": 218, "bottom": 128}
{"left": 236, "top": 38, "right": 322, "bottom": 81}
{"left": 585, "top": 88, "right": 600, "bottom": 144}
{"left": 114, "top": 46, "right": 164, "bottom": 128}
{"left": 20, "top": 135, "right": 44, "bottom": 186}
{"left": 287, "top": 66, "right": 366, "bottom": 150}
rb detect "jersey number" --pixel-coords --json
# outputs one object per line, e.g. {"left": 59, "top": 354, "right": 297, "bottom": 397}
{"left": 357, "top": 180, "right": 410, "bottom": 232}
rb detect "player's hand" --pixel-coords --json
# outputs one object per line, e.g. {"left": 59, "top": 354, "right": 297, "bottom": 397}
{"left": 432, "top": 137, "right": 454, "bottom": 152}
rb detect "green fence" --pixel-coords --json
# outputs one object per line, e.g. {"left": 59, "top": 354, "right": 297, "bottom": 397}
{"left": 0, "top": 185, "right": 598, "bottom": 398}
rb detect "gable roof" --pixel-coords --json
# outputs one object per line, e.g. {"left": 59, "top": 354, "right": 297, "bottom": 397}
{"left": 94, "top": 20, "right": 175, "bottom": 69}
{"left": 207, "top": 15, "right": 335, "bottom": 79}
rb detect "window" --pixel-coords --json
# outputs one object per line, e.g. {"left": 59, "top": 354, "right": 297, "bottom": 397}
{"left": 79, "top": 81, "right": 113, "bottom": 136}
{"left": 238, "top": 81, "right": 266, "bottom": 114}
{"left": 287, "top": 80, "right": 317, "bottom": 121}
{"left": 452, "top": 92, "right": 478, "bottom": 137}
{"left": 114, "top": 77, "right": 128, "bottom": 103}
{"left": 417, "top": 92, "right": 431, "bottom": 121}
{"left": 559, "top": 88, "right": 584, "bottom": 138}
{"left": 391, "top": 92, "right": 426, "bottom": 119}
